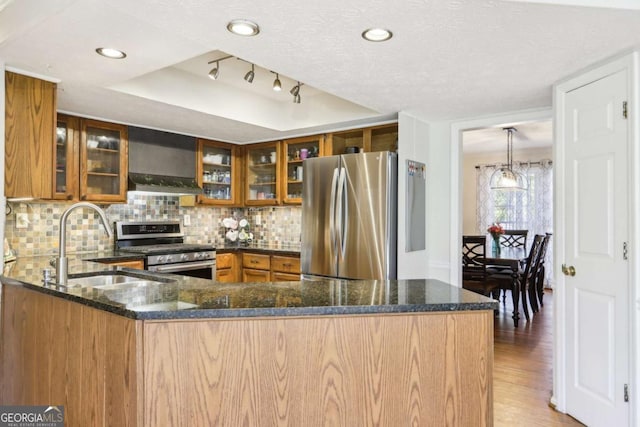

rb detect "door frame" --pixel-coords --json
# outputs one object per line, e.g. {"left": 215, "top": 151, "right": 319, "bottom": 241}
{"left": 553, "top": 49, "right": 639, "bottom": 425}
{"left": 450, "top": 108, "right": 552, "bottom": 287}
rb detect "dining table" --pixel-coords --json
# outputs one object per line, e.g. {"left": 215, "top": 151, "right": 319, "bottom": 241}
{"left": 482, "top": 246, "right": 527, "bottom": 327}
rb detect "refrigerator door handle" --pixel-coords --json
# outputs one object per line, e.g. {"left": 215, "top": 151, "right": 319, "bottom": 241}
{"left": 329, "top": 167, "right": 339, "bottom": 255}
{"left": 336, "top": 167, "right": 347, "bottom": 256}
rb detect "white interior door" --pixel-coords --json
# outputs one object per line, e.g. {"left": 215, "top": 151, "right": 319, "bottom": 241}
{"left": 563, "top": 69, "right": 630, "bottom": 426}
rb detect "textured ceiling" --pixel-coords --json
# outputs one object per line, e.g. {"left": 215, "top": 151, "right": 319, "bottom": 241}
{"left": 463, "top": 120, "right": 552, "bottom": 154}
{"left": 1, "top": 0, "right": 639, "bottom": 143}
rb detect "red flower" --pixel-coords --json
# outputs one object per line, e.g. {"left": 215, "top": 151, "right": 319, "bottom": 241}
{"left": 487, "top": 223, "right": 504, "bottom": 237}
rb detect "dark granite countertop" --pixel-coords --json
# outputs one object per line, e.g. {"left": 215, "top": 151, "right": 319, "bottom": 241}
{"left": 1, "top": 253, "right": 497, "bottom": 320}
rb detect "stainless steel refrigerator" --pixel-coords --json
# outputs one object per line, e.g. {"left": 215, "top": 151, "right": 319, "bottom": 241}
{"left": 301, "top": 151, "right": 397, "bottom": 280}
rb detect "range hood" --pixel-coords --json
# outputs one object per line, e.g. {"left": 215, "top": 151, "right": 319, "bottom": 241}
{"left": 128, "top": 126, "right": 202, "bottom": 195}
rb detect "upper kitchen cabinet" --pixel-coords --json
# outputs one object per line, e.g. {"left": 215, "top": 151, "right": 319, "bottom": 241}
{"left": 197, "top": 139, "right": 242, "bottom": 206}
{"left": 80, "top": 119, "right": 128, "bottom": 202}
{"left": 326, "top": 123, "right": 398, "bottom": 155}
{"left": 5, "top": 71, "right": 57, "bottom": 199}
{"left": 281, "top": 135, "right": 324, "bottom": 204}
{"left": 54, "top": 114, "right": 80, "bottom": 200}
{"left": 244, "top": 141, "right": 280, "bottom": 206}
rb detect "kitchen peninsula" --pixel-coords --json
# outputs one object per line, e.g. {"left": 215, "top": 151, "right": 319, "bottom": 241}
{"left": 1, "top": 255, "right": 497, "bottom": 426}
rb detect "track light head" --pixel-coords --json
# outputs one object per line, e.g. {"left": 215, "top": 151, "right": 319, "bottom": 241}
{"left": 293, "top": 93, "right": 301, "bottom": 104}
{"left": 273, "top": 73, "right": 281, "bottom": 91}
{"left": 244, "top": 64, "right": 255, "bottom": 83}
{"left": 208, "top": 62, "right": 220, "bottom": 80}
{"left": 290, "top": 82, "right": 300, "bottom": 96}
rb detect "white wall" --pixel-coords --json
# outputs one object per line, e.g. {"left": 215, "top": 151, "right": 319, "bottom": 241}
{"left": 461, "top": 147, "right": 552, "bottom": 235}
{"left": 397, "top": 112, "right": 430, "bottom": 279}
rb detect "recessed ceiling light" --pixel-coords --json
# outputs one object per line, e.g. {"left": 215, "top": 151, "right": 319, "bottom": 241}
{"left": 361, "top": 28, "right": 393, "bottom": 42}
{"left": 227, "top": 19, "right": 260, "bottom": 36}
{"left": 95, "top": 47, "right": 127, "bottom": 59}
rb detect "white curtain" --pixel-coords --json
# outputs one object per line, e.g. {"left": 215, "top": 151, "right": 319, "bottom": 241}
{"left": 476, "top": 160, "right": 554, "bottom": 286}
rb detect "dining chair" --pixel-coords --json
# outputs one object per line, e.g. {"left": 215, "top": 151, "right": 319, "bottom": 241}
{"left": 500, "top": 229, "right": 529, "bottom": 253}
{"left": 533, "top": 233, "right": 552, "bottom": 310}
{"left": 488, "top": 234, "right": 544, "bottom": 322}
{"left": 492, "top": 229, "right": 529, "bottom": 302}
{"left": 462, "top": 235, "right": 500, "bottom": 298}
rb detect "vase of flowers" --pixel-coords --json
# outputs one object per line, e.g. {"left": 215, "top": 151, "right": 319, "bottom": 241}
{"left": 487, "top": 223, "right": 504, "bottom": 255}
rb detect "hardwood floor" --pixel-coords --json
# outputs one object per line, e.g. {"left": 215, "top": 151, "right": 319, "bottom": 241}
{"left": 493, "top": 290, "right": 585, "bottom": 426}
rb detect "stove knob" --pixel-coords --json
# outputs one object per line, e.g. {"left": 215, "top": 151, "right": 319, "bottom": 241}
{"left": 193, "top": 252, "right": 203, "bottom": 260}
{"left": 180, "top": 253, "right": 189, "bottom": 261}
{"left": 165, "top": 255, "right": 174, "bottom": 263}
{"left": 157, "top": 256, "right": 165, "bottom": 263}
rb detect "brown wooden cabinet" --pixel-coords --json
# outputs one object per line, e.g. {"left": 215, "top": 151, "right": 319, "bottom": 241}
{"left": 4, "top": 71, "right": 57, "bottom": 199}
{"left": 244, "top": 141, "right": 281, "bottom": 205}
{"left": 80, "top": 119, "right": 128, "bottom": 202}
{"left": 96, "top": 259, "right": 144, "bottom": 270}
{"left": 271, "top": 255, "right": 301, "bottom": 281}
{"left": 281, "top": 135, "right": 324, "bottom": 205}
{"left": 242, "top": 252, "right": 271, "bottom": 282}
{"left": 326, "top": 123, "right": 398, "bottom": 156}
{"left": 215, "top": 252, "right": 240, "bottom": 283}
{"left": 54, "top": 114, "right": 80, "bottom": 200}
{"left": 197, "top": 139, "right": 242, "bottom": 206}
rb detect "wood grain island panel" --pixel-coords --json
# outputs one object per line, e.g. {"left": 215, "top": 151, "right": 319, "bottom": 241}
{"left": 143, "top": 312, "right": 493, "bottom": 426}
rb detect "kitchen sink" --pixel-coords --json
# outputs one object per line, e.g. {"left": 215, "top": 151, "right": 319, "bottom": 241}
{"left": 66, "top": 272, "right": 169, "bottom": 288}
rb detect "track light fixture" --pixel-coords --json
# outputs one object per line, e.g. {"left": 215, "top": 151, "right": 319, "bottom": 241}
{"left": 290, "top": 81, "right": 300, "bottom": 96}
{"left": 207, "top": 55, "right": 303, "bottom": 103}
{"left": 207, "top": 55, "right": 233, "bottom": 80}
{"left": 272, "top": 72, "right": 281, "bottom": 91}
{"left": 208, "top": 62, "right": 220, "bottom": 80}
{"left": 244, "top": 63, "right": 255, "bottom": 83}
{"left": 290, "top": 82, "right": 303, "bottom": 104}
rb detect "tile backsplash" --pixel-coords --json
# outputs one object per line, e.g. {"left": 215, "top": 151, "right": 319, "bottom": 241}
{"left": 5, "top": 194, "right": 301, "bottom": 257}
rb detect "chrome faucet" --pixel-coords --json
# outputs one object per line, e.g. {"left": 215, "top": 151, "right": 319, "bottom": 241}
{"left": 56, "top": 202, "right": 113, "bottom": 286}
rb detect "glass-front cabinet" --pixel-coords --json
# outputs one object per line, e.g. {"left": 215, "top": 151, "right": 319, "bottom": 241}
{"left": 80, "top": 119, "right": 128, "bottom": 202}
{"left": 281, "top": 135, "right": 324, "bottom": 204}
{"left": 197, "top": 139, "right": 241, "bottom": 205}
{"left": 54, "top": 114, "right": 79, "bottom": 200}
{"left": 244, "top": 141, "right": 280, "bottom": 205}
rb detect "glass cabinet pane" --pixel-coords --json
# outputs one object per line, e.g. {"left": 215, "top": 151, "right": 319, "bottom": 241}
{"left": 83, "top": 123, "right": 126, "bottom": 199}
{"left": 55, "top": 121, "right": 69, "bottom": 195}
{"left": 246, "top": 144, "right": 278, "bottom": 202}
{"left": 202, "top": 145, "right": 233, "bottom": 201}
{"left": 283, "top": 136, "right": 322, "bottom": 203}
{"left": 54, "top": 114, "right": 78, "bottom": 200}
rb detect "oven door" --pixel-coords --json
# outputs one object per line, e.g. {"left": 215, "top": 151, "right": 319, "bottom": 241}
{"left": 148, "top": 260, "right": 216, "bottom": 280}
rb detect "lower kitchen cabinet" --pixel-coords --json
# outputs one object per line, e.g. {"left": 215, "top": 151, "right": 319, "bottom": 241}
{"left": 215, "top": 252, "right": 240, "bottom": 283}
{"left": 271, "top": 255, "right": 301, "bottom": 281}
{"left": 242, "top": 252, "right": 271, "bottom": 282}
{"left": 243, "top": 268, "right": 271, "bottom": 282}
{"left": 96, "top": 258, "right": 144, "bottom": 270}
{"left": 242, "top": 252, "right": 301, "bottom": 283}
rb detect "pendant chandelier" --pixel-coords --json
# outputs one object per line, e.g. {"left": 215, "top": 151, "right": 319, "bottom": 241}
{"left": 490, "top": 127, "right": 527, "bottom": 191}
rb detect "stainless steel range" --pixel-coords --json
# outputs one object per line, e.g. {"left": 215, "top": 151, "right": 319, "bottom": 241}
{"left": 115, "top": 221, "right": 216, "bottom": 279}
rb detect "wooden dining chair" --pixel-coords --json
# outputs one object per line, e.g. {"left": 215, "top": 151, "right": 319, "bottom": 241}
{"left": 500, "top": 229, "right": 528, "bottom": 252}
{"left": 492, "top": 229, "right": 529, "bottom": 302}
{"left": 533, "top": 233, "right": 552, "bottom": 310}
{"left": 462, "top": 236, "right": 500, "bottom": 298}
{"left": 488, "top": 234, "right": 544, "bottom": 322}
